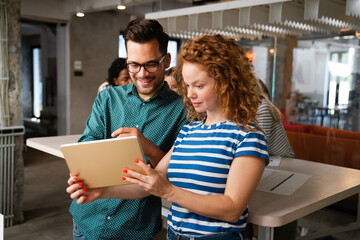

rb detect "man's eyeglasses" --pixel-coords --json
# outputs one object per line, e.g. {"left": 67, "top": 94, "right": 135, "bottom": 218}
{"left": 127, "top": 55, "right": 166, "bottom": 73}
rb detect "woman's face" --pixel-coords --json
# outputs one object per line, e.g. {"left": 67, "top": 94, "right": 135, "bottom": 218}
{"left": 182, "top": 62, "right": 221, "bottom": 116}
{"left": 113, "top": 69, "right": 131, "bottom": 86}
{"left": 164, "top": 75, "right": 179, "bottom": 94}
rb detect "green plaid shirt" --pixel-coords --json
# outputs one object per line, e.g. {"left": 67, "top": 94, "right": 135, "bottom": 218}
{"left": 70, "top": 82, "right": 188, "bottom": 240}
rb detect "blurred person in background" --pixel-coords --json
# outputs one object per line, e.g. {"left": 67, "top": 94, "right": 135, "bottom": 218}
{"left": 164, "top": 67, "right": 180, "bottom": 94}
{"left": 98, "top": 58, "right": 131, "bottom": 93}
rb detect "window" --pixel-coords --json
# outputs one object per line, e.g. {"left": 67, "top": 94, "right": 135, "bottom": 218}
{"left": 118, "top": 35, "right": 126, "bottom": 58}
{"left": 32, "top": 47, "right": 42, "bottom": 118}
{"left": 167, "top": 40, "right": 178, "bottom": 68}
{"left": 327, "top": 50, "right": 353, "bottom": 107}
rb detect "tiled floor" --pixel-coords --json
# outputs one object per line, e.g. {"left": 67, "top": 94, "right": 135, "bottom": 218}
{"left": 4, "top": 148, "right": 73, "bottom": 240}
{"left": 4, "top": 147, "right": 360, "bottom": 240}
{"left": 4, "top": 148, "right": 167, "bottom": 240}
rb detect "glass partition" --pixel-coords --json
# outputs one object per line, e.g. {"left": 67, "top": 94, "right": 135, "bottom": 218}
{"left": 240, "top": 35, "right": 360, "bottom": 171}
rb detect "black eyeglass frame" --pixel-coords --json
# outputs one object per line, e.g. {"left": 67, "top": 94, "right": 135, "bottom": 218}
{"left": 126, "top": 54, "right": 167, "bottom": 74}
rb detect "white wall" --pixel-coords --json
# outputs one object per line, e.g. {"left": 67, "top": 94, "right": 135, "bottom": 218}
{"left": 252, "top": 46, "right": 269, "bottom": 84}
{"left": 292, "top": 48, "right": 328, "bottom": 104}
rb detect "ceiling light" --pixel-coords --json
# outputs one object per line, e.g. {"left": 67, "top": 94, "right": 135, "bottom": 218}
{"left": 117, "top": 0, "right": 126, "bottom": 10}
{"left": 245, "top": 50, "right": 254, "bottom": 62}
{"left": 76, "top": 6, "right": 85, "bottom": 17}
{"left": 117, "top": 5, "right": 126, "bottom": 10}
{"left": 76, "top": 11, "right": 85, "bottom": 17}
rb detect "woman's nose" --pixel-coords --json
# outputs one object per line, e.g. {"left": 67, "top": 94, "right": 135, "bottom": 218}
{"left": 187, "top": 88, "right": 195, "bottom": 99}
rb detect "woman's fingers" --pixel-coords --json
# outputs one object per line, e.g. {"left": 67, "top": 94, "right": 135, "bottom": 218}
{"left": 66, "top": 182, "right": 84, "bottom": 193}
{"left": 77, "top": 195, "right": 88, "bottom": 204}
{"left": 123, "top": 175, "right": 147, "bottom": 187}
{"left": 67, "top": 175, "right": 78, "bottom": 186}
{"left": 135, "top": 159, "right": 153, "bottom": 174}
{"left": 70, "top": 188, "right": 86, "bottom": 200}
{"left": 124, "top": 159, "right": 165, "bottom": 194}
{"left": 125, "top": 169, "right": 148, "bottom": 183}
{"left": 122, "top": 159, "right": 153, "bottom": 182}
{"left": 76, "top": 188, "right": 102, "bottom": 204}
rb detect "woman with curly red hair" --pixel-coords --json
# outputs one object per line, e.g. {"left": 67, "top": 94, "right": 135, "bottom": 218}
{"left": 68, "top": 34, "right": 268, "bottom": 240}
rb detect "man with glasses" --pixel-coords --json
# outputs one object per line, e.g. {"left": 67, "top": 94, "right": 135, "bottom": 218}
{"left": 68, "top": 19, "right": 188, "bottom": 240}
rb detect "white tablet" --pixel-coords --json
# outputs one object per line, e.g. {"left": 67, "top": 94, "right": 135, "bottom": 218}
{"left": 60, "top": 136, "right": 145, "bottom": 188}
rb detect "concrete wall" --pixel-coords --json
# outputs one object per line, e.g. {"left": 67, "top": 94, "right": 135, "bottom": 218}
{"left": 69, "top": 11, "right": 130, "bottom": 134}
{"left": 21, "top": 0, "right": 70, "bottom": 22}
{"left": 6, "top": 0, "right": 24, "bottom": 224}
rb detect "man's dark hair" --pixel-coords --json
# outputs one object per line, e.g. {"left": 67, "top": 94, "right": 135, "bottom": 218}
{"left": 123, "top": 19, "right": 169, "bottom": 56}
{"left": 107, "top": 58, "right": 127, "bottom": 86}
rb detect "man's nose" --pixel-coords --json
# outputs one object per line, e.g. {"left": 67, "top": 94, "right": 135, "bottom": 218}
{"left": 137, "top": 66, "right": 149, "bottom": 77}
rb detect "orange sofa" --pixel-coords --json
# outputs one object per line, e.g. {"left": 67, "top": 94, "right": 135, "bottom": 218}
{"left": 280, "top": 110, "right": 360, "bottom": 169}
{"left": 285, "top": 126, "right": 360, "bottom": 169}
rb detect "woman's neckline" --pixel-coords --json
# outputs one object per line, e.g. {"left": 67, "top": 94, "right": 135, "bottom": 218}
{"left": 201, "top": 119, "right": 230, "bottom": 127}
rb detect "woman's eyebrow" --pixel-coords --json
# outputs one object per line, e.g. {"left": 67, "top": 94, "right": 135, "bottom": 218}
{"left": 185, "top": 79, "right": 203, "bottom": 85}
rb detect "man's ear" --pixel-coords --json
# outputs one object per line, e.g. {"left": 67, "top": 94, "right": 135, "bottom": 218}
{"left": 165, "top": 53, "right": 171, "bottom": 68}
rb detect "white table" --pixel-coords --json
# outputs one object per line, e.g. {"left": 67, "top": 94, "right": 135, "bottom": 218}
{"left": 249, "top": 158, "right": 360, "bottom": 240}
{"left": 26, "top": 134, "right": 81, "bottom": 158}
{"left": 26, "top": 135, "right": 360, "bottom": 240}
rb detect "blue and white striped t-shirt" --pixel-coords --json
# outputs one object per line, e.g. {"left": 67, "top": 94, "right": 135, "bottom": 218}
{"left": 167, "top": 120, "right": 269, "bottom": 236}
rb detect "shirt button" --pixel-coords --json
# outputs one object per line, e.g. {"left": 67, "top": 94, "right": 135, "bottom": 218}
{"left": 142, "top": 102, "right": 146, "bottom": 106}
{"left": 107, "top": 216, "right": 111, "bottom": 220}
{"left": 136, "top": 125, "right": 139, "bottom": 128}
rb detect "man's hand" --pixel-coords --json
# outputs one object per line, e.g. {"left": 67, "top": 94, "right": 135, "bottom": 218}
{"left": 111, "top": 127, "right": 164, "bottom": 166}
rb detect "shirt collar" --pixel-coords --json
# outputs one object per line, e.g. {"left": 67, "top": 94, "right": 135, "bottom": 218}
{"left": 157, "top": 81, "right": 176, "bottom": 100}
{"left": 126, "top": 83, "right": 137, "bottom": 95}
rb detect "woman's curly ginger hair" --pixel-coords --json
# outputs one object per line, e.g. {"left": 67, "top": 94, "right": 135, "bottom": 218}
{"left": 175, "top": 34, "right": 261, "bottom": 130}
